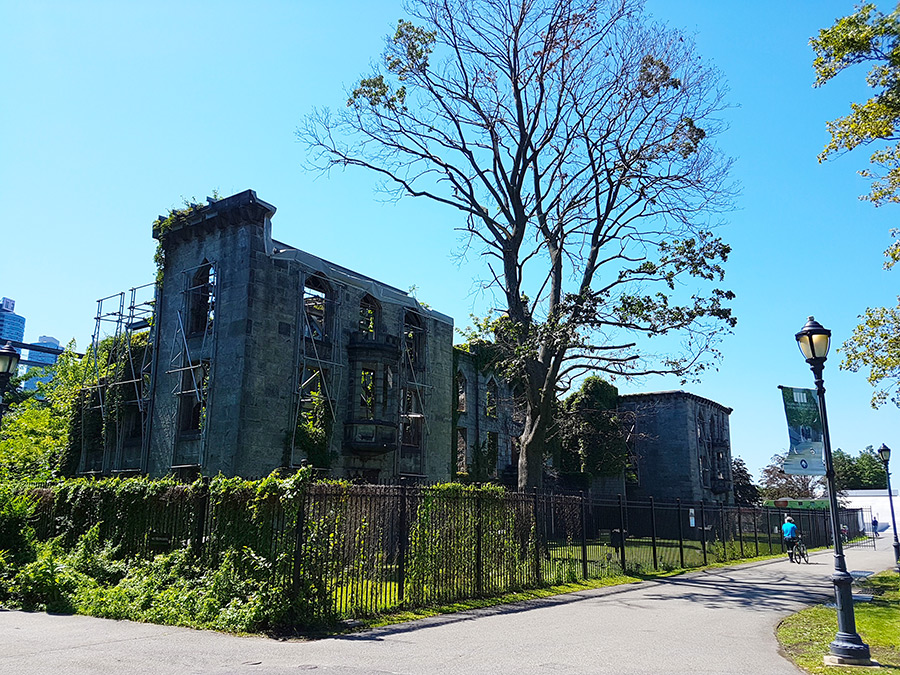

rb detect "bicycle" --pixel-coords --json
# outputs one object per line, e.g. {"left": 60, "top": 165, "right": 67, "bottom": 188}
{"left": 791, "top": 537, "right": 809, "bottom": 564}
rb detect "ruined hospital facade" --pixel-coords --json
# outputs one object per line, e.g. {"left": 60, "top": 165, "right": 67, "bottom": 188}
{"left": 75, "top": 190, "right": 733, "bottom": 501}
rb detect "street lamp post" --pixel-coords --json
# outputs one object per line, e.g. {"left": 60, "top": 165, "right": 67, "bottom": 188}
{"left": 876, "top": 443, "right": 900, "bottom": 573}
{"left": 0, "top": 341, "right": 21, "bottom": 426}
{"left": 795, "top": 317, "right": 871, "bottom": 666}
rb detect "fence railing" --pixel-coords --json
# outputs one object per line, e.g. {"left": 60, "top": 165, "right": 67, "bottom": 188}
{"left": 24, "top": 482, "right": 874, "bottom": 620}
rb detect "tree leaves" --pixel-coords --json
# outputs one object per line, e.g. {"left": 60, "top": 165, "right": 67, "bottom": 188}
{"left": 812, "top": 3, "right": 900, "bottom": 205}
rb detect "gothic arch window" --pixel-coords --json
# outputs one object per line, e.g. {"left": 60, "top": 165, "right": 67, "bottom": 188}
{"left": 486, "top": 378, "right": 498, "bottom": 419}
{"left": 188, "top": 261, "right": 215, "bottom": 335}
{"left": 456, "top": 370, "right": 467, "bottom": 413}
{"left": 304, "top": 275, "right": 330, "bottom": 340}
{"left": 359, "top": 294, "right": 379, "bottom": 340}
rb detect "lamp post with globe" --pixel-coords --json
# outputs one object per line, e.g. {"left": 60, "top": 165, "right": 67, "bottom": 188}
{"left": 795, "top": 317, "right": 871, "bottom": 666}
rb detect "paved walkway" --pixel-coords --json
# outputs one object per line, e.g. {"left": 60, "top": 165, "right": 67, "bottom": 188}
{"left": 2, "top": 538, "right": 895, "bottom": 675}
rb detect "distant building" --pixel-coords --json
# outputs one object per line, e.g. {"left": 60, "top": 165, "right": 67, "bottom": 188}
{"left": 27, "top": 336, "right": 60, "bottom": 367}
{"left": 619, "top": 390, "right": 734, "bottom": 504}
{"left": 0, "top": 297, "right": 25, "bottom": 346}
{"left": 23, "top": 336, "right": 61, "bottom": 390}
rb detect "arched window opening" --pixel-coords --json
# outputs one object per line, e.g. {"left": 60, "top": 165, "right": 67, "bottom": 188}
{"left": 188, "top": 262, "right": 215, "bottom": 335}
{"left": 485, "top": 379, "right": 498, "bottom": 419}
{"left": 304, "top": 276, "right": 329, "bottom": 340}
{"left": 400, "top": 388, "right": 423, "bottom": 451}
{"left": 456, "top": 370, "right": 467, "bottom": 413}
{"left": 403, "top": 311, "right": 425, "bottom": 369}
{"left": 359, "top": 368, "right": 375, "bottom": 420}
{"left": 178, "top": 360, "right": 209, "bottom": 435}
{"left": 359, "top": 294, "right": 378, "bottom": 340}
{"left": 456, "top": 427, "right": 468, "bottom": 473}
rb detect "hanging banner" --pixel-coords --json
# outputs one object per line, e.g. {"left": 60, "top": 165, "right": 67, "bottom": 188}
{"left": 779, "top": 386, "right": 826, "bottom": 475}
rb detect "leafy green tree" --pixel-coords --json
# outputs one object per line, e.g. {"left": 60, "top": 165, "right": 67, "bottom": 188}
{"left": 0, "top": 344, "right": 84, "bottom": 481}
{"left": 759, "top": 454, "right": 825, "bottom": 501}
{"left": 832, "top": 448, "right": 861, "bottom": 492}
{"left": 840, "top": 289, "right": 900, "bottom": 408}
{"left": 302, "top": 0, "right": 736, "bottom": 489}
{"left": 731, "top": 457, "right": 760, "bottom": 505}
{"left": 834, "top": 445, "right": 887, "bottom": 491}
{"left": 812, "top": 3, "right": 900, "bottom": 205}
{"left": 812, "top": 7, "right": 900, "bottom": 408}
{"left": 556, "top": 376, "right": 628, "bottom": 478}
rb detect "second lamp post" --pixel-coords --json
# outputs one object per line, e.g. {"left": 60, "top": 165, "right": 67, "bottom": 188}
{"left": 876, "top": 443, "right": 900, "bottom": 572}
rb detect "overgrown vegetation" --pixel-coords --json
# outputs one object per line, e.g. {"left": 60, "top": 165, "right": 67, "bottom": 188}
{"left": 152, "top": 195, "right": 218, "bottom": 286}
{"left": 0, "top": 343, "right": 84, "bottom": 482}
{"left": 2, "top": 472, "right": 860, "bottom": 635}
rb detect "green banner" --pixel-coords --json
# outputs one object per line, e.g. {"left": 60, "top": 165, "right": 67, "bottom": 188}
{"left": 780, "top": 386, "right": 826, "bottom": 476}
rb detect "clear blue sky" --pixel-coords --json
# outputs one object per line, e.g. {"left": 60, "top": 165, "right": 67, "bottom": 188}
{"left": 1, "top": 1, "right": 895, "bottom": 481}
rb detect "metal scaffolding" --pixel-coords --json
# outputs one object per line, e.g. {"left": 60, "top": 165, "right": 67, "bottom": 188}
{"left": 166, "top": 261, "right": 217, "bottom": 468}
{"left": 78, "top": 283, "right": 157, "bottom": 474}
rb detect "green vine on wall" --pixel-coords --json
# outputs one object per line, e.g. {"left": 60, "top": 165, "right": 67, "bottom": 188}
{"left": 152, "top": 192, "right": 219, "bottom": 287}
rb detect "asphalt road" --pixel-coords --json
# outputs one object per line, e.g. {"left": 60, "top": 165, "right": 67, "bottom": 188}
{"left": 2, "top": 538, "right": 894, "bottom": 675}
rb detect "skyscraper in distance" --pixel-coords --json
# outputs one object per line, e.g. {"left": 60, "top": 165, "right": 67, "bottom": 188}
{"left": 0, "top": 297, "right": 25, "bottom": 345}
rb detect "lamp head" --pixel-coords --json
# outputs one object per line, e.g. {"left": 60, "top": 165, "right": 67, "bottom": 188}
{"left": 0, "top": 342, "right": 19, "bottom": 376}
{"left": 795, "top": 316, "right": 831, "bottom": 362}
{"left": 878, "top": 443, "right": 891, "bottom": 465}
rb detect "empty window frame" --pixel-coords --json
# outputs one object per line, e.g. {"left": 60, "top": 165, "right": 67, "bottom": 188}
{"left": 456, "top": 427, "right": 468, "bottom": 473}
{"left": 359, "top": 368, "right": 375, "bottom": 420}
{"left": 303, "top": 276, "right": 329, "bottom": 340}
{"left": 403, "top": 311, "right": 425, "bottom": 369}
{"left": 400, "top": 388, "right": 423, "bottom": 450}
{"left": 487, "top": 431, "right": 499, "bottom": 475}
{"left": 485, "top": 379, "right": 498, "bottom": 418}
{"left": 178, "top": 360, "right": 210, "bottom": 434}
{"left": 456, "top": 370, "right": 467, "bottom": 413}
{"left": 299, "top": 366, "right": 329, "bottom": 420}
{"left": 188, "top": 262, "right": 215, "bottom": 335}
{"left": 359, "top": 294, "right": 378, "bottom": 340}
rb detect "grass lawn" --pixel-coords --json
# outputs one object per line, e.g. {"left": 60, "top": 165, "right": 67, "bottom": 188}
{"left": 777, "top": 570, "right": 900, "bottom": 674}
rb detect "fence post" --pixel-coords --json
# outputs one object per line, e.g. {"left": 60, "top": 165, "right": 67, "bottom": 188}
{"left": 753, "top": 507, "right": 760, "bottom": 557}
{"left": 475, "top": 491, "right": 484, "bottom": 596}
{"left": 719, "top": 502, "right": 727, "bottom": 561}
{"left": 191, "top": 476, "right": 210, "bottom": 558}
{"left": 677, "top": 498, "right": 685, "bottom": 569}
{"left": 737, "top": 506, "right": 745, "bottom": 559}
{"left": 650, "top": 496, "right": 658, "bottom": 571}
{"left": 617, "top": 494, "right": 627, "bottom": 573}
{"left": 699, "top": 500, "right": 708, "bottom": 566}
{"left": 291, "top": 486, "right": 307, "bottom": 595}
{"left": 580, "top": 491, "right": 588, "bottom": 580}
{"left": 532, "top": 488, "right": 542, "bottom": 585}
{"left": 397, "top": 485, "right": 408, "bottom": 605}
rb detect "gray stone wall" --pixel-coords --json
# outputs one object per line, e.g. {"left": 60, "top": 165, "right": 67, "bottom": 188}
{"left": 619, "top": 391, "right": 734, "bottom": 504}
{"left": 453, "top": 348, "right": 523, "bottom": 482}
{"left": 142, "top": 189, "right": 454, "bottom": 483}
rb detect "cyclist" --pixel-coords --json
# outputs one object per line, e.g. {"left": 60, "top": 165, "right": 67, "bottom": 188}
{"left": 782, "top": 516, "right": 799, "bottom": 562}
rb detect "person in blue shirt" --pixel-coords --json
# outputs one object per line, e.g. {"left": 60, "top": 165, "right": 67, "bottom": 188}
{"left": 782, "top": 516, "right": 799, "bottom": 561}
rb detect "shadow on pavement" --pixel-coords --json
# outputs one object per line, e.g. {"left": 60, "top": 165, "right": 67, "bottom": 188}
{"left": 333, "top": 560, "right": 835, "bottom": 642}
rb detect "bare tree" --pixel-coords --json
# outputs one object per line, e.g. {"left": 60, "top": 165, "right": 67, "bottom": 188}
{"left": 300, "top": 0, "right": 737, "bottom": 489}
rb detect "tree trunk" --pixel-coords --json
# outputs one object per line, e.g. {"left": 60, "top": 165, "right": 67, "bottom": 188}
{"left": 518, "top": 405, "right": 547, "bottom": 491}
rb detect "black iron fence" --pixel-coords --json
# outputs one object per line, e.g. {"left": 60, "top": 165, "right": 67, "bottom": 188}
{"left": 24, "top": 482, "right": 874, "bottom": 620}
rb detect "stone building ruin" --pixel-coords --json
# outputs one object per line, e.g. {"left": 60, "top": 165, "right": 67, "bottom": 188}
{"left": 619, "top": 391, "right": 734, "bottom": 505}
{"left": 72, "top": 189, "right": 734, "bottom": 502}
